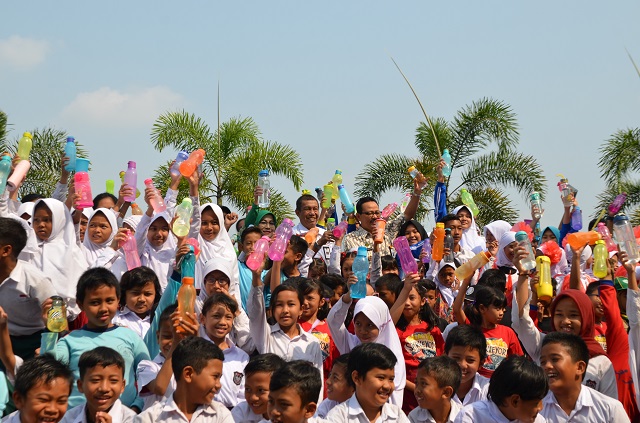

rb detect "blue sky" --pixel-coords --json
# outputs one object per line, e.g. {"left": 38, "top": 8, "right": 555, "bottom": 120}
{"left": 1, "top": 1, "right": 639, "bottom": 232}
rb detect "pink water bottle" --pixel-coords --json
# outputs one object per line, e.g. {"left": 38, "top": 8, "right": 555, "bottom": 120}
{"left": 596, "top": 222, "right": 617, "bottom": 252}
{"left": 6, "top": 160, "right": 30, "bottom": 192}
{"left": 144, "top": 179, "right": 166, "bottom": 213}
{"left": 609, "top": 193, "right": 627, "bottom": 215}
{"left": 268, "top": 218, "right": 294, "bottom": 261}
{"left": 186, "top": 238, "right": 200, "bottom": 256}
{"left": 122, "top": 230, "right": 141, "bottom": 270}
{"left": 247, "top": 236, "right": 270, "bottom": 271}
{"left": 124, "top": 161, "right": 137, "bottom": 202}
{"left": 393, "top": 236, "right": 418, "bottom": 274}
{"left": 381, "top": 203, "right": 398, "bottom": 220}
{"left": 421, "top": 238, "right": 432, "bottom": 263}
{"left": 332, "top": 221, "right": 348, "bottom": 238}
{"left": 75, "top": 172, "right": 93, "bottom": 209}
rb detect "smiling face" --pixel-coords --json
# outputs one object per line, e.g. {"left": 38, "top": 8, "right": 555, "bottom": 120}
{"left": 156, "top": 319, "right": 173, "bottom": 358}
{"left": 353, "top": 312, "right": 379, "bottom": 343}
{"left": 125, "top": 281, "right": 156, "bottom": 318}
{"left": 147, "top": 217, "right": 169, "bottom": 248}
{"left": 272, "top": 290, "right": 302, "bottom": 331}
{"left": 245, "top": 371, "right": 271, "bottom": 417}
{"left": 457, "top": 208, "right": 472, "bottom": 230}
{"left": 257, "top": 215, "right": 276, "bottom": 237}
{"left": 33, "top": 204, "right": 53, "bottom": 241}
{"left": 77, "top": 364, "right": 125, "bottom": 416}
{"left": 200, "top": 208, "right": 220, "bottom": 242}
{"left": 88, "top": 212, "right": 113, "bottom": 245}
{"left": 326, "top": 363, "right": 353, "bottom": 403}
{"left": 404, "top": 224, "right": 422, "bottom": 245}
{"left": 540, "top": 342, "right": 585, "bottom": 395}
{"left": 184, "top": 359, "right": 223, "bottom": 406}
{"left": 80, "top": 285, "right": 118, "bottom": 329}
{"left": 403, "top": 287, "right": 426, "bottom": 322}
{"left": 301, "top": 290, "right": 323, "bottom": 322}
{"left": 295, "top": 199, "right": 319, "bottom": 230}
{"left": 268, "top": 386, "right": 314, "bottom": 423}
{"left": 414, "top": 368, "right": 448, "bottom": 410}
{"left": 241, "top": 231, "right": 262, "bottom": 256}
{"left": 13, "top": 377, "right": 71, "bottom": 423}
{"left": 200, "top": 303, "right": 234, "bottom": 343}
{"left": 553, "top": 298, "right": 582, "bottom": 336}
{"left": 447, "top": 346, "right": 482, "bottom": 386}
{"left": 353, "top": 367, "right": 395, "bottom": 410}
{"left": 356, "top": 200, "right": 380, "bottom": 233}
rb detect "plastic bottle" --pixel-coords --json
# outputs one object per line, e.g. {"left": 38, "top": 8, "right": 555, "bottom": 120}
{"left": 74, "top": 172, "right": 93, "bottom": 209}
{"left": 106, "top": 180, "right": 115, "bottom": 195}
{"left": 315, "top": 187, "right": 323, "bottom": 201}
{"left": 304, "top": 227, "right": 319, "bottom": 246}
{"left": 46, "top": 296, "right": 68, "bottom": 333}
{"left": 16, "top": 132, "right": 33, "bottom": 161}
{"left": 374, "top": 218, "right": 386, "bottom": 244}
{"left": 331, "top": 170, "right": 342, "bottom": 200}
{"left": 332, "top": 221, "right": 348, "bottom": 238}
{"left": 144, "top": 179, "right": 167, "bottom": 213}
{"left": 131, "top": 203, "right": 143, "bottom": 215}
{"left": 6, "top": 160, "right": 30, "bottom": 192}
{"left": 609, "top": 193, "right": 627, "bottom": 216}
{"left": 257, "top": 170, "right": 270, "bottom": 208}
{"left": 64, "top": 137, "right": 76, "bottom": 172}
{"left": 122, "top": 230, "right": 141, "bottom": 270}
{"left": 566, "top": 231, "right": 600, "bottom": 251}
{"left": 177, "top": 247, "right": 196, "bottom": 333}
{"left": 613, "top": 213, "right": 640, "bottom": 265}
{"left": 0, "top": 155, "right": 12, "bottom": 195}
{"left": 170, "top": 151, "right": 189, "bottom": 177}
{"left": 172, "top": 198, "right": 193, "bottom": 237}
{"left": 441, "top": 149, "right": 452, "bottom": 177}
{"left": 124, "top": 161, "right": 137, "bottom": 202}
{"left": 571, "top": 206, "right": 583, "bottom": 231}
{"left": 421, "top": 238, "right": 432, "bottom": 264}
{"left": 268, "top": 218, "right": 294, "bottom": 261}
{"left": 246, "top": 236, "right": 270, "bottom": 271}
{"left": 460, "top": 189, "right": 479, "bottom": 217}
{"left": 432, "top": 223, "right": 445, "bottom": 262}
{"left": 185, "top": 238, "right": 200, "bottom": 256}
{"left": 322, "top": 184, "right": 334, "bottom": 209}
{"left": 536, "top": 256, "right": 553, "bottom": 303}
{"left": 557, "top": 175, "right": 576, "bottom": 207}
{"left": 326, "top": 218, "right": 335, "bottom": 232}
{"left": 596, "top": 223, "right": 617, "bottom": 252}
{"left": 515, "top": 231, "right": 536, "bottom": 271}
{"left": 455, "top": 251, "right": 492, "bottom": 280}
{"left": 179, "top": 149, "right": 205, "bottom": 177}
{"left": 592, "top": 240, "right": 608, "bottom": 279}
{"left": 381, "top": 203, "right": 398, "bottom": 220}
{"left": 351, "top": 246, "right": 369, "bottom": 299}
{"left": 443, "top": 228, "right": 455, "bottom": 263}
{"left": 394, "top": 236, "right": 419, "bottom": 275}
{"left": 400, "top": 193, "right": 412, "bottom": 213}
{"left": 530, "top": 192, "right": 543, "bottom": 219}
{"left": 338, "top": 184, "right": 355, "bottom": 214}
{"left": 407, "top": 166, "right": 428, "bottom": 189}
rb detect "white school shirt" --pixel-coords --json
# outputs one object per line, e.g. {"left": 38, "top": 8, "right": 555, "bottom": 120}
{"left": 2, "top": 411, "right": 21, "bottom": 423}
{"left": 316, "top": 399, "right": 340, "bottom": 418}
{"left": 454, "top": 400, "right": 546, "bottom": 423}
{"left": 231, "top": 401, "right": 264, "bottom": 423}
{"left": 539, "top": 386, "right": 630, "bottom": 422}
{"left": 60, "top": 399, "right": 136, "bottom": 423}
{"left": 627, "top": 287, "right": 640, "bottom": 408}
{"left": 203, "top": 336, "right": 248, "bottom": 408}
{"left": 452, "top": 373, "right": 489, "bottom": 406}
{"left": 133, "top": 395, "right": 233, "bottom": 423}
{"left": 326, "top": 394, "right": 410, "bottom": 423}
{"left": 113, "top": 307, "right": 151, "bottom": 338}
{"left": 136, "top": 354, "right": 176, "bottom": 411}
{"left": 292, "top": 223, "right": 332, "bottom": 277}
{"left": 408, "top": 400, "right": 462, "bottom": 423}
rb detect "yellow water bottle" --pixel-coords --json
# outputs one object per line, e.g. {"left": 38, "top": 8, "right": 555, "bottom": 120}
{"left": 593, "top": 240, "right": 608, "bottom": 279}
{"left": 47, "top": 296, "right": 68, "bottom": 333}
{"left": 536, "top": 256, "right": 553, "bottom": 303}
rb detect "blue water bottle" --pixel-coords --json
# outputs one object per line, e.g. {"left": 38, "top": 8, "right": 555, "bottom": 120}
{"left": 571, "top": 206, "right": 582, "bottom": 231}
{"left": 0, "top": 155, "right": 12, "bottom": 195}
{"left": 351, "top": 246, "right": 369, "bottom": 299}
{"left": 442, "top": 149, "right": 452, "bottom": 177}
{"left": 338, "top": 184, "right": 355, "bottom": 214}
{"left": 64, "top": 137, "right": 76, "bottom": 172}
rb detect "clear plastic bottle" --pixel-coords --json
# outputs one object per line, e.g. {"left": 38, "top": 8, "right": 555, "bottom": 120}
{"left": 179, "top": 149, "right": 205, "bottom": 177}
{"left": 268, "top": 218, "right": 294, "bottom": 261}
{"left": 400, "top": 193, "right": 412, "bottom": 213}
{"left": 455, "top": 251, "right": 491, "bottom": 280}
{"left": 421, "top": 238, "right": 432, "bottom": 264}
{"left": 46, "top": 296, "right": 68, "bottom": 333}
{"left": 571, "top": 206, "right": 583, "bottom": 231}
{"left": 442, "top": 149, "right": 452, "bottom": 177}
{"left": 613, "top": 213, "right": 640, "bottom": 264}
{"left": 17, "top": 132, "right": 33, "bottom": 161}
{"left": 338, "top": 184, "right": 355, "bottom": 214}
{"left": 443, "top": 228, "right": 455, "bottom": 263}
{"left": 530, "top": 192, "right": 543, "bottom": 219}
{"left": 592, "top": 240, "right": 608, "bottom": 279}
{"left": 322, "top": 184, "right": 333, "bottom": 209}
{"left": 170, "top": 151, "right": 190, "bottom": 177}
{"left": 432, "top": 223, "right": 445, "bottom": 262}
{"left": 351, "top": 246, "right": 369, "bottom": 299}
{"left": 332, "top": 221, "right": 348, "bottom": 238}
{"left": 596, "top": 222, "right": 617, "bottom": 252}
{"left": 460, "top": 189, "right": 479, "bottom": 217}
{"left": 332, "top": 170, "right": 342, "bottom": 200}
{"left": 393, "top": 236, "right": 418, "bottom": 274}
{"left": 6, "top": 160, "right": 30, "bottom": 192}
{"left": 64, "top": 137, "right": 76, "bottom": 172}
{"left": 557, "top": 175, "right": 576, "bottom": 207}
{"left": 258, "top": 170, "right": 270, "bottom": 208}
{"left": 608, "top": 193, "right": 627, "bottom": 215}
{"left": 124, "top": 161, "right": 137, "bottom": 202}
{"left": 514, "top": 231, "right": 536, "bottom": 271}
{"left": 536, "top": 256, "right": 553, "bottom": 303}
{"left": 172, "top": 198, "right": 194, "bottom": 237}
{"left": 246, "top": 236, "right": 270, "bottom": 271}
{"left": 0, "top": 155, "right": 12, "bottom": 195}
{"left": 407, "top": 166, "right": 428, "bottom": 189}
{"left": 122, "top": 230, "right": 141, "bottom": 270}
{"left": 144, "top": 179, "right": 167, "bottom": 213}
{"left": 381, "top": 203, "right": 398, "bottom": 220}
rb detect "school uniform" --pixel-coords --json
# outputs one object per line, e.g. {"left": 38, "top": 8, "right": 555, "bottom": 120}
{"left": 316, "top": 399, "right": 340, "bottom": 418}
{"left": 2, "top": 411, "right": 22, "bottom": 423}
{"left": 133, "top": 395, "right": 233, "bottom": 423}
{"left": 539, "top": 386, "right": 630, "bottom": 422}
{"left": 60, "top": 399, "right": 136, "bottom": 423}
{"left": 454, "top": 399, "right": 545, "bottom": 422}
{"left": 113, "top": 307, "right": 151, "bottom": 338}
{"left": 230, "top": 401, "right": 264, "bottom": 423}
{"left": 326, "top": 393, "right": 410, "bottom": 422}
{"left": 452, "top": 373, "right": 489, "bottom": 406}
{"left": 136, "top": 353, "right": 176, "bottom": 411}
{"left": 201, "top": 335, "right": 248, "bottom": 408}
{"left": 408, "top": 399, "right": 462, "bottom": 423}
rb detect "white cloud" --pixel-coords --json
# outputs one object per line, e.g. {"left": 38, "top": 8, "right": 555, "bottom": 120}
{"left": 59, "top": 86, "right": 185, "bottom": 128}
{"left": 0, "top": 36, "right": 50, "bottom": 69}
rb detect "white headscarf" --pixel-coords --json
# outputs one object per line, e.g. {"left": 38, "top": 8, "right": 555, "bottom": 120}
{"left": 140, "top": 212, "right": 177, "bottom": 292}
{"left": 17, "top": 202, "right": 34, "bottom": 219}
{"left": 483, "top": 220, "right": 512, "bottom": 246}
{"left": 123, "top": 215, "right": 142, "bottom": 233}
{"left": 33, "top": 199, "right": 88, "bottom": 316}
{"left": 196, "top": 257, "right": 234, "bottom": 316}
{"left": 496, "top": 231, "right": 517, "bottom": 268}
{"left": 434, "top": 260, "right": 458, "bottom": 306}
{"left": 454, "top": 205, "right": 486, "bottom": 254}
{"left": 82, "top": 208, "right": 118, "bottom": 265}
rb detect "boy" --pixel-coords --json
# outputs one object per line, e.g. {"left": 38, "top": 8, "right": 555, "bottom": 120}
{"left": 264, "top": 235, "right": 306, "bottom": 307}
{"left": 269, "top": 360, "right": 325, "bottom": 423}
{"left": 231, "top": 353, "right": 285, "bottom": 423}
{"left": 409, "top": 356, "right": 462, "bottom": 423}
{"left": 55, "top": 268, "right": 150, "bottom": 409}
{"left": 134, "top": 337, "right": 232, "bottom": 423}
{"left": 4, "top": 355, "right": 74, "bottom": 423}
{"left": 237, "top": 227, "right": 264, "bottom": 312}
{"left": 375, "top": 274, "right": 402, "bottom": 309}
{"left": 538, "top": 332, "right": 629, "bottom": 422}
{"left": 326, "top": 343, "right": 409, "bottom": 422}
{"left": 445, "top": 325, "right": 489, "bottom": 406}
{"left": 316, "top": 353, "right": 354, "bottom": 418}
{"left": 61, "top": 347, "right": 136, "bottom": 423}
{"left": 427, "top": 215, "right": 475, "bottom": 281}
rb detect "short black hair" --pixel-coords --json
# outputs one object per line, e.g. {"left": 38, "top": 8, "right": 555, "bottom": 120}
{"left": 270, "top": 360, "right": 321, "bottom": 406}
{"left": 381, "top": 255, "right": 399, "bottom": 272}
{"left": 542, "top": 332, "right": 590, "bottom": 370}
{"left": 333, "top": 353, "right": 350, "bottom": 368}
{"left": 119, "top": 266, "right": 161, "bottom": 309}
{"left": 320, "top": 274, "right": 347, "bottom": 293}
{"left": 172, "top": 337, "right": 224, "bottom": 381}
{"left": 348, "top": 343, "right": 397, "bottom": 388}
{"left": 445, "top": 325, "right": 487, "bottom": 363}
{"left": 422, "top": 279, "right": 437, "bottom": 292}
{"left": 299, "top": 278, "right": 329, "bottom": 320}
{"left": 244, "top": 353, "right": 286, "bottom": 378}
{"left": 92, "top": 192, "right": 118, "bottom": 209}
{"left": 477, "top": 269, "right": 507, "bottom": 293}
{"left": 586, "top": 281, "right": 600, "bottom": 297}
{"left": 219, "top": 205, "right": 231, "bottom": 216}
{"left": 0, "top": 217, "right": 27, "bottom": 258}
{"left": 202, "top": 293, "right": 238, "bottom": 317}
{"left": 22, "top": 193, "right": 44, "bottom": 203}
{"left": 488, "top": 355, "right": 549, "bottom": 406}
{"left": 78, "top": 347, "right": 125, "bottom": 379}
{"left": 158, "top": 303, "right": 178, "bottom": 327}
{"left": 270, "top": 283, "right": 303, "bottom": 314}
{"left": 417, "top": 356, "right": 462, "bottom": 393}
{"left": 355, "top": 196, "right": 378, "bottom": 215}
{"left": 14, "top": 355, "right": 74, "bottom": 398}
{"left": 288, "top": 235, "right": 308, "bottom": 258}
{"left": 295, "top": 194, "right": 319, "bottom": 212}
{"left": 438, "top": 214, "right": 461, "bottom": 226}
{"left": 240, "top": 226, "right": 262, "bottom": 244}
{"left": 76, "top": 267, "right": 121, "bottom": 305}
{"left": 376, "top": 273, "right": 402, "bottom": 293}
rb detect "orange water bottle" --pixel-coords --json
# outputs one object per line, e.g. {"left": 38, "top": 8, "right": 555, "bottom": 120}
{"left": 179, "top": 149, "right": 205, "bottom": 177}
{"left": 566, "top": 231, "right": 600, "bottom": 251}
{"left": 431, "top": 223, "right": 445, "bottom": 262}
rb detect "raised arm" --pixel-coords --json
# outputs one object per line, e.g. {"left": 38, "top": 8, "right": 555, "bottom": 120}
{"left": 569, "top": 244, "right": 586, "bottom": 291}
{"left": 390, "top": 273, "right": 420, "bottom": 324}
{"left": 403, "top": 179, "right": 422, "bottom": 222}
{"left": 453, "top": 274, "right": 473, "bottom": 325}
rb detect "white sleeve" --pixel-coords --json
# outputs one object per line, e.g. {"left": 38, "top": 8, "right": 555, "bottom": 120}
{"left": 51, "top": 182, "right": 68, "bottom": 202}
{"left": 164, "top": 188, "right": 179, "bottom": 215}
{"left": 328, "top": 245, "right": 342, "bottom": 275}
{"left": 510, "top": 290, "right": 542, "bottom": 362}
{"left": 136, "top": 360, "right": 159, "bottom": 392}
{"left": 231, "top": 309, "right": 256, "bottom": 355}
{"left": 135, "top": 214, "right": 152, "bottom": 257}
{"left": 326, "top": 297, "right": 354, "bottom": 354}
{"left": 628, "top": 289, "right": 640, "bottom": 407}
{"left": 186, "top": 195, "right": 201, "bottom": 239}
{"left": 247, "top": 284, "right": 270, "bottom": 354}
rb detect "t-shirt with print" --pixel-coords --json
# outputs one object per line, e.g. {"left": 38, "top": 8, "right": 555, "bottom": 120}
{"left": 478, "top": 324, "right": 523, "bottom": 378}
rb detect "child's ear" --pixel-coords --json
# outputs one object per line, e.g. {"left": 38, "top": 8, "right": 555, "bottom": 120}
{"left": 294, "top": 252, "right": 303, "bottom": 262}
{"left": 77, "top": 379, "right": 84, "bottom": 394}
{"left": 442, "top": 386, "right": 454, "bottom": 399}
{"left": 0, "top": 244, "right": 12, "bottom": 258}
{"left": 351, "top": 370, "right": 361, "bottom": 387}
{"left": 12, "top": 392, "right": 23, "bottom": 410}
{"left": 182, "top": 366, "right": 195, "bottom": 383}
{"left": 303, "top": 402, "right": 317, "bottom": 418}
{"left": 506, "top": 394, "right": 521, "bottom": 409}
{"left": 576, "top": 360, "right": 587, "bottom": 377}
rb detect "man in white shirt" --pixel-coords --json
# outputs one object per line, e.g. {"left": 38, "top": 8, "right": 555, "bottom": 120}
{"left": 292, "top": 194, "right": 333, "bottom": 276}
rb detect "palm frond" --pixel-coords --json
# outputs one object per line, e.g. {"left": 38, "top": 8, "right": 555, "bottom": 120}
{"left": 354, "top": 154, "right": 415, "bottom": 201}
{"left": 0, "top": 110, "right": 8, "bottom": 145}
{"left": 449, "top": 187, "right": 519, "bottom": 228}
{"left": 598, "top": 128, "right": 640, "bottom": 188}
{"left": 150, "top": 110, "right": 215, "bottom": 154}
{"left": 414, "top": 118, "right": 453, "bottom": 162}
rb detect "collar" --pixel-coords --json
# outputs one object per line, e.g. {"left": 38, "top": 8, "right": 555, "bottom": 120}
{"left": 270, "top": 322, "right": 306, "bottom": 340}
{"left": 543, "top": 386, "right": 593, "bottom": 414}
{"left": 119, "top": 306, "right": 150, "bottom": 321}
{"left": 346, "top": 394, "right": 398, "bottom": 419}
{"left": 5, "top": 260, "right": 22, "bottom": 284}
{"left": 72, "top": 400, "right": 124, "bottom": 423}
{"left": 153, "top": 353, "right": 166, "bottom": 365}
{"left": 81, "top": 324, "right": 119, "bottom": 333}
{"left": 162, "top": 395, "right": 219, "bottom": 418}
{"left": 200, "top": 330, "right": 236, "bottom": 351}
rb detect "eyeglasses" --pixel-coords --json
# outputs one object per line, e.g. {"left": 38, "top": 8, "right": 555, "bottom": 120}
{"left": 204, "top": 278, "right": 230, "bottom": 287}
{"left": 258, "top": 220, "right": 276, "bottom": 227}
{"left": 361, "top": 210, "right": 381, "bottom": 217}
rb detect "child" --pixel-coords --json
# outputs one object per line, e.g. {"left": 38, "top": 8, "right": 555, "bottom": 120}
{"left": 237, "top": 226, "right": 264, "bottom": 312}
{"left": 61, "top": 347, "right": 136, "bottom": 423}
{"left": 445, "top": 325, "right": 489, "bottom": 406}
{"left": 320, "top": 274, "right": 347, "bottom": 307}
{"left": 391, "top": 277, "right": 445, "bottom": 412}
{"left": 453, "top": 206, "right": 485, "bottom": 255}
{"left": 231, "top": 353, "right": 285, "bottom": 423}
{"left": 134, "top": 337, "right": 233, "bottom": 423}
{"left": 199, "top": 293, "right": 249, "bottom": 408}
{"left": 427, "top": 215, "right": 476, "bottom": 281}
{"left": 376, "top": 273, "right": 402, "bottom": 309}
{"left": 55, "top": 267, "right": 150, "bottom": 409}
{"left": 269, "top": 360, "right": 325, "bottom": 423}
{"left": 3, "top": 355, "right": 74, "bottom": 423}
{"left": 456, "top": 355, "right": 548, "bottom": 423}
{"left": 266, "top": 235, "right": 307, "bottom": 304}
{"left": 409, "top": 356, "right": 462, "bottom": 423}
{"left": 539, "top": 332, "right": 629, "bottom": 422}
{"left": 432, "top": 261, "right": 459, "bottom": 324}
{"left": 315, "top": 354, "right": 354, "bottom": 418}
{"left": 81, "top": 208, "right": 118, "bottom": 267}
{"left": 136, "top": 209, "right": 175, "bottom": 293}
{"left": 112, "top": 266, "right": 161, "bottom": 338}
{"left": 422, "top": 280, "right": 449, "bottom": 332}
{"left": 326, "top": 343, "right": 410, "bottom": 422}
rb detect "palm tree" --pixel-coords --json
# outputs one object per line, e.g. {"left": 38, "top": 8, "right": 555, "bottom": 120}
{"left": 355, "top": 98, "right": 547, "bottom": 227}
{"left": 150, "top": 111, "right": 304, "bottom": 221}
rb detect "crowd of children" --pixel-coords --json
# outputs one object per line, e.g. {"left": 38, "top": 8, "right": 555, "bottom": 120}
{"left": 0, "top": 150, "right": 639, "bottom": 423}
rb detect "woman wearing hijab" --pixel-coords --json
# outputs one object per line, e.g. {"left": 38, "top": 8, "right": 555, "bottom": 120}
{"left": 454, "top": 205, "right": 486, "bottom": 254}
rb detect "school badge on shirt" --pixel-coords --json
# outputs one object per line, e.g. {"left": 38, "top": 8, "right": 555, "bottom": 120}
{"left": 233, "top": 371, "right": 244, "bottom": 386}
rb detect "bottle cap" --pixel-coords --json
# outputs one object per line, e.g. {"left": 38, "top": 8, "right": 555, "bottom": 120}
{"left": 407, "top": 166, "right": 416, "bottom": 172}
{"left": 530, "top": 192, "right": 540, "bottom": 200}
{"left": 357, "top": 246, "right": 367, "bottom": 256}
{"left": 144, "top": 178, "right": 153, "bottom": 185}
{"left": 177, "top": 151, "right": 189, "bottom": 160}
{"left": 75, "top": 158, "right": 90, "bottom": 173}
{"left": 515, "top": 230, "right": 529, "bottom": 241}
{"left": 23, "top": 132, "right": 32, "bottom": 139}
{"left": 536, "top": 255, "right": 550, "bottom": 264}
{"left": 327, "top": 218, "right": 335, "bottom": 223}
{"left": 0, "top": 155, "right": 10, "bottom": 162}
{"left": 182, "top": 276, "right": 195, "bottom": 285}
{"left": 50, "top": 295, "right": 64, "bottom": 302}
{"left": 613, "top": 214, "right": 629, "bottom": 224}
{"left": 334, "top": 170, "right": 342, "bottom": 175}
{"left": 436, "top": 222, "right": 444, "bottom": 228}
{"left": 259, "top": 170, "right": 269, "bottom": 177}
{"left": 128, "top": 161, "right": 136, "bottom": 168}
{"left": 337, "top": 184, "right": 345, "bottom": 190}
{"left": 461, "top": 188, "right": 468, "bottom": 193}
{"left": 181, "top": 198, "right": 193, "bottom": 206}
{"left": 595, "top": 240, "right": 604, "bottom": 245}
{"left": 66, "top": 137, "right": 75, "bottom": 143}
{"left": 445, "top": 228, "right": 451, "bottom": 233}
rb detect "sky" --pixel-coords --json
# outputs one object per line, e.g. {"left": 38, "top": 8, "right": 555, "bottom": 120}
{"left": 1, "top": 1, "right": 639, "bottom": 233}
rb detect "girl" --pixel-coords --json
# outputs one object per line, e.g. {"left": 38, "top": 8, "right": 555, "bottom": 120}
{"left": 433, "top": 260, "right": 459, "bottom": 323}
{"left": 483, "top": 220, "right": 511, "bottom": 262}
{"left": 81, "top": 208, "right": 119, "bottom": 266}
{"left": 136, "top": 210, "right": 175, "bottom": 292}
{"left": 122, "top": 214, "right": 142, "bottom": 235}
{"left": 495, "top": 231, "right": 517, "bottom": 305}
{"left": 326, "top": 280, "right": 407, "bottom": 406}
{"left": 390, "top": 278, "right": 444, "bottom": 413}
{"left": 77, "top": 208, "right": 92, "bottom": 244}
{"left": 454, "top": 205, "right": 485, "bottom": 254}
{"left": 113, "top": 266, "right": 161, "bottom": 338}
{"left": 400, "top": 220, "right": 427, "bottom": 246}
